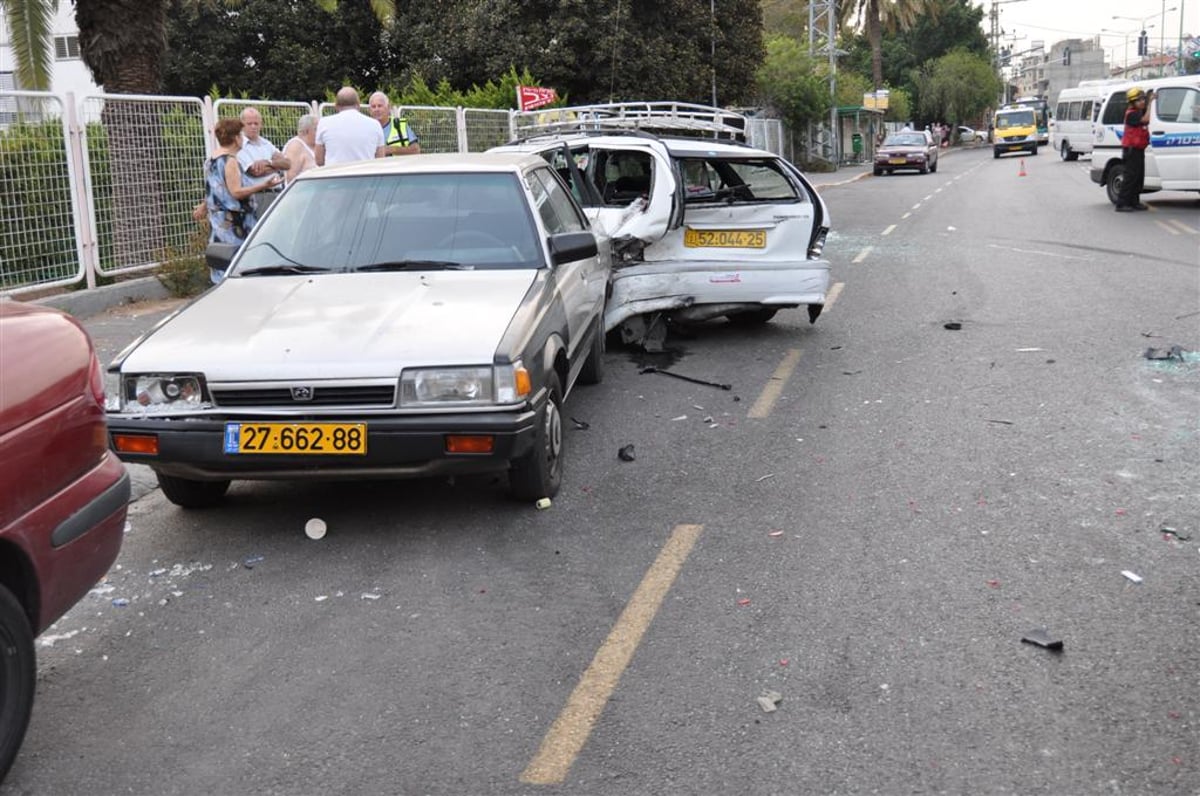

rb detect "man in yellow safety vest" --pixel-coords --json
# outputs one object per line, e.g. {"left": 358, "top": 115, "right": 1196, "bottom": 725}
{"left": 368, "top": 91, "right": 421, "bottom": 156}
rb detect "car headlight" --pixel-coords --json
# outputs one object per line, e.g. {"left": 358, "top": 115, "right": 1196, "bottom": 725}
{"left": 108, "top": 374, "right": 204, "bottom": 413}
{"left": 400, "top": 363, "right": 531, "bottom": 407}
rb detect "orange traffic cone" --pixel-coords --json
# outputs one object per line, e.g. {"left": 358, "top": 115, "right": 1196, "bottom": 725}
{"left": 1018, "top": 159, "right": 1027, "bottom": 177}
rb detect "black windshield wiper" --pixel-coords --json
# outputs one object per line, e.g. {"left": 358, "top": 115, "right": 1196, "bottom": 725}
{"left": 355, "top": 260, "right": 472, "bottom": 272}
{"left": 237, "top": 264, "right": 331, "bottom": 276}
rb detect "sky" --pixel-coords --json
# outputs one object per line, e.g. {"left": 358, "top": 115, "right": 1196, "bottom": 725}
{"left": 970, "top": 0, "right": 1200, "bottom": 68}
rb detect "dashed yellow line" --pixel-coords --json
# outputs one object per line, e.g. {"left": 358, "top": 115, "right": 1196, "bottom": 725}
{"left": 748, "top": 348, "right": 803, "bottom": 419}
{"left": 824, "top": 281, "right": 844, "bottom": 312}
{"left": 852, "top": 246, "right": 873, "bottom": 263}
{"left": 520, "top": 523, "right": 704, "bottom": 785}
{"left": 1155, "top": 220, "right": 1179, "bottom": 235}
{"left": 882, "top": 224, "right": 897, "bottom": 236}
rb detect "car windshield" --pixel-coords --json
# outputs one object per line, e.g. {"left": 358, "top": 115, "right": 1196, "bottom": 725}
{"left": 232, "top": 172, "right": 543, "bottom": 275}
{"left": 996, "top": 110, "right": 1035, "bottom": 129}
{"left": 677, "top": 157, "right": 800, "bottom": 204}
{"left": 884, "top": 134, "right": 926, "bottom": 147}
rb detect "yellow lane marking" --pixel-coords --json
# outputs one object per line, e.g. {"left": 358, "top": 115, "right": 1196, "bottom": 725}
{"left": 901, "top": 212, "right": 912, "bottom": 220}
{"left": 748, "top": 349, "right": 803, "bottom": 419}
{"left": 852, "top": 246, "right": 873, "bottom": 263}
{"left": 1154, "top": 220, "right": 1178, "bottom": 236}
{"left": 882, "top": 224, "right": 897, "bottom": 236}
{"left": 911, "top": 203, "right": 922, "bottom": 210}
{"left": 520, "top": 523, "right": 704, "bottom": 785}
{"left": 1167, "top": 219, "right": 1196, "bottom": 235}
{"left": 824, "top": 281, "right": 844, "bottom": 312}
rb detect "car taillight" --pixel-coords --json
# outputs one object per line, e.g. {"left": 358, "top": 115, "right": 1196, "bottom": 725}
{"left": 808, "top": 227, "right": 828, "bottom": 260}
{"left": 88, "top": 351, "right": 106, "bottom": 408}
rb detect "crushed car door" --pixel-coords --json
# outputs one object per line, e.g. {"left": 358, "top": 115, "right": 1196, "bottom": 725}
{"left": 572, "top": 143, "right": 678, "bottom": 246}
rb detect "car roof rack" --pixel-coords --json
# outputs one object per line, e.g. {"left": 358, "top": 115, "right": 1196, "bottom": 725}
{"left": 513, "top": 102, "right": 750, "bottom": 141}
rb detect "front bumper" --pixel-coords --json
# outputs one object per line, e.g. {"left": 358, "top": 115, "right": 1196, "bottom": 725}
{"left": 107, "top": 408, "right": 540, "bottom": 482}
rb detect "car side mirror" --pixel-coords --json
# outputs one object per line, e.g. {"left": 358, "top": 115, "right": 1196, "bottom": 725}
{"left": 548, "top": 231, "right": 598, "bottom": 266}
{"left": 205, "top": 243, "right": 238, "bottom": 273}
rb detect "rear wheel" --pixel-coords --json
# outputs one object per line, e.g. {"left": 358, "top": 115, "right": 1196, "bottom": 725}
{"left": 509, "top": 374, "right": 563, "bottom": 501}
{"left": 1059, "top": 142, "right": 1071, "bottom": 161}
{"left": 0, "top": 584, "right": 35, "bottom": 782}
{"left": 993, "top": 149, "right": 1001, "bottom": 159}
{"left": 1106, "top": 163, "right": 1127, "bottom": 205}
{"left": 157, "top": 473, "right": 230, "bottom": 509}
{"left": 726, "top": 308, "right": 778, "bottom": 326}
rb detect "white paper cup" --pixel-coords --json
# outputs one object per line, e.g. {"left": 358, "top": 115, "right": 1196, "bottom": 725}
{"left": 305, "top": 518, "right": 327, "bottom": 540}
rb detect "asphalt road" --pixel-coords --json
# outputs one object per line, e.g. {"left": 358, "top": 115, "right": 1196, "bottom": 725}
{"left": 5, "top": 147, "right": 1198, "bottom": 795}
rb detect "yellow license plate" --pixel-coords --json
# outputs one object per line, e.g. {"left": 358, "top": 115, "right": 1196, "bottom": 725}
{"left": 224, "top": 422, "right": 367, "bottom": 455}
{"left": 889, "top": 158, "right": 907, "bottom": 164}
{"left": 684, "top": 228, "right": 766, "bottom": 248}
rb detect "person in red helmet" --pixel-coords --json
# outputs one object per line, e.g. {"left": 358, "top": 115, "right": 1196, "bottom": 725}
{"left": 1116, "top": 86, "right": 1153, "bottom": 212}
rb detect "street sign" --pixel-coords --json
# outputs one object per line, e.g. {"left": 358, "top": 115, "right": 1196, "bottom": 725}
{"left": 517, "top": 85, "right": 558, "bottom": 112}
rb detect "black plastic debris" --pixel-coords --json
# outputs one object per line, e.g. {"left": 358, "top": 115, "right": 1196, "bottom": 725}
{"left": 618, "top": 444, "right": 636, "bottom": 462}
{"left": 1161, "top": 526, "right": 1193, "bottom": 542}
{"left": 1144, "top": 345, "right": 1184, "bottom": 362}
{"left": 243, "top": 555, "right": 265, "bottom": 569}
{"left": 640, "top": 365, "right": 732, "bottom": 391}
{"left": 1021, "top": 628, "right": 1064, "bottom": 651}
{"left": 943, "top": 322, "right": 963, "bottom": 331}
{"left": 570, "top": 417, "right": 590, "bottom": 430}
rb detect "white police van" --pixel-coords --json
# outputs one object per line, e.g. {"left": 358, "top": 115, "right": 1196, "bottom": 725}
{"left": 1090, "top": 75, "right": 1200, "bottom": 205}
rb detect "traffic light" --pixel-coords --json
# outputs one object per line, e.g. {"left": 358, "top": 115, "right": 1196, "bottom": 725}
{"left": 1062, "top": 47, "right": 1071, "bottom": 66}
{"left": 1138, "top": 31, "right": 1148, "bottom": 57}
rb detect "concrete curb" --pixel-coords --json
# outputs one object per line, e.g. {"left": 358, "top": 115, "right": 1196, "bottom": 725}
{"left": 33, "top": 276, "right": 170, "bottom": 320}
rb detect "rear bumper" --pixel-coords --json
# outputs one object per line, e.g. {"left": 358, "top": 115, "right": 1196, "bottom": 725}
{"left": 605, "top": 259, "right": 831, "bottom": 329}
{"left": 107, "top": 409, "right": 540, "bottom": 481}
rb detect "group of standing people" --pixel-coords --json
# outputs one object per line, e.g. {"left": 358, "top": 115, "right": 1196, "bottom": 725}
{"left": 195, "top": 87, "right": 421, "bottom": 281}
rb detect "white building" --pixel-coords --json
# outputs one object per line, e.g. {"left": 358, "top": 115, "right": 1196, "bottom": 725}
{"left": 0, "top": 5, "right": 102, "bottom": 97}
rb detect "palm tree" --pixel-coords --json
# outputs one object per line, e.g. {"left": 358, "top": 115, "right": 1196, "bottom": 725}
{"left": 839, "top": 0, "right": 931, "bottom": 90}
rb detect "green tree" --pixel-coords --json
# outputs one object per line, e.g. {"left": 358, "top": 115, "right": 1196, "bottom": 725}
{"left": 838, "top": 0, "right": 932, "bottom": 89}
{"left": 913, "top": 49, "right": 999, "bottom": 126}
{"left": 395, "top": 0, "right": 763, "bottom": 106}
{"left": 755, "top": 34, "right": 832, "bottom": 131}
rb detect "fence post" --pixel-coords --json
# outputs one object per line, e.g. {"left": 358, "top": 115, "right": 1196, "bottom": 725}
{"left": 63, "top": 91, "right": 100, "bottom": 289}
{"left": 455, "top": 106, "right": 468, "bottom": 153}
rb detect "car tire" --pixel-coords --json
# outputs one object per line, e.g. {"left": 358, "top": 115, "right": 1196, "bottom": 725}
{"left": 1059, "top": 142, "right": 1071, "bottom": 161}
{"left": 1106, "top": 162, "right": 1126, "bottom": 205}
{"left": 873, "top": 167, "right": 882, "bottom": 176}
{"left": 157, "top": 473, "right": 231, "bottom": 509}
{"left": 930, "top": 160, "right": 938, "bottom": 173}
{"left": 1031, "top": 144, "right": 1038, "bottom": 156}
{"left": 993, "top": 149, "right": 1001, "bottom": 159}
{"left": 726, "top": 308, "right": 778, "bottom": 326}
{"left": 509, "top": 373, "right": 563, "bottom": 501}
{"left": 0, "top": 584, "right": 35, "bottom": 783}
{"left": 920, "top": 163, "right": 928, "bottom": 174}
{"left": 577, "top": 316, "right": 605, "bottom": 386}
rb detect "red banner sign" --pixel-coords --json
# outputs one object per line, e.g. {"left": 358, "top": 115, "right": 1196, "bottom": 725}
{"left": 517, "top": 85, "right": 558, "bottom": 112}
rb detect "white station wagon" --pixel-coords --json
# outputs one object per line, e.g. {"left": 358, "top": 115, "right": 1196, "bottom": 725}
{"left": 105, "top": 153, "right": 609, "bottom": 507}
{"left": 491, "top": 103, "right": 833, "bottom": 351}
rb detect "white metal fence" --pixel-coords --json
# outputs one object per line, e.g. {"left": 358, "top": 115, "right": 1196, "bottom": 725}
{"left": 0, "top": 91, "right": 788, "bottom": 296}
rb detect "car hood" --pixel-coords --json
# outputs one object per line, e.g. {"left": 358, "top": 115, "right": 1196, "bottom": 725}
{"left": 120, "top": 271, "right": 536, "bottom": 380}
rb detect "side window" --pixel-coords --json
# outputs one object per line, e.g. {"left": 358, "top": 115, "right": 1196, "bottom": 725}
{"left": 529, "top": 168, "right": 587, "bottom": 235}
{"left": 1154, "top": 87, "right": 1199, "bottom": 124}
{"left": 1082, "top": 100, "right": 1093, "bottom": 121}
{"left": 1067, "top": 101, "right": 1079, "bottom": 122}
{"left": 1055, "top": 102, "right": 1067, "bottom": 120}
{"left": 1101, "top": 92, "right": 1128, "bottom": 125}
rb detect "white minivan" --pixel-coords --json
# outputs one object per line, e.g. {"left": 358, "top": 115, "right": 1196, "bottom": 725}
{"left": 1051, "top": 80, "right": 1121, "bottom": 161}
{"left": 1089, "top": 75, "right": 1200, "bottom": 205}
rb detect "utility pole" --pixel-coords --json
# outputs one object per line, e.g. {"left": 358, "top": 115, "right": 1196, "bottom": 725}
{"left": 989, "top": 0, "right": 1030, "bottom": 106}
{"left": 808, "top": 0, "right": 839, "bottom": 165}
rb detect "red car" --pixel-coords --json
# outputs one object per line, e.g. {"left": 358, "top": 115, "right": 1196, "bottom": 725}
{"left": 0, "top": 301, "right": 129, "bottom": 781}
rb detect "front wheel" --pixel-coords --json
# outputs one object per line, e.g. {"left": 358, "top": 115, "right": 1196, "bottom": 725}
{"left": 1106, "top": 162, "right": 1127, "bottom": 205}
{"left": 509, "top": 374, "right": 563, "bottom": 501}
{"left": 157, "top": 473, "right": 230, "bottom": 509}
{"left": 0, "top": 584, "right": 36, "bottom": 782}
{"left": 1060, "top": 142, "right": 1070, "bottom": 161}
{"left": 993, "top": 149, "right": 1001, "bottom": 159}
{"left": 1031, "top": 144, "right": 1038, "bottom": 156}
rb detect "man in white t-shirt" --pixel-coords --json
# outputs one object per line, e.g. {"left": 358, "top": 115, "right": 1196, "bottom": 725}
{"left": 315, "top": 87, "right": 386, "bottom": 165}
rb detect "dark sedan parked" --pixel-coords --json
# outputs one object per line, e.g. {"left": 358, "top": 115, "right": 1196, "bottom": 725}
{"left": 873, "top": 131, "right": 939, "bottom": 175}
{"left": 0, "top": 301, "right": 129, "bottom": 782}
